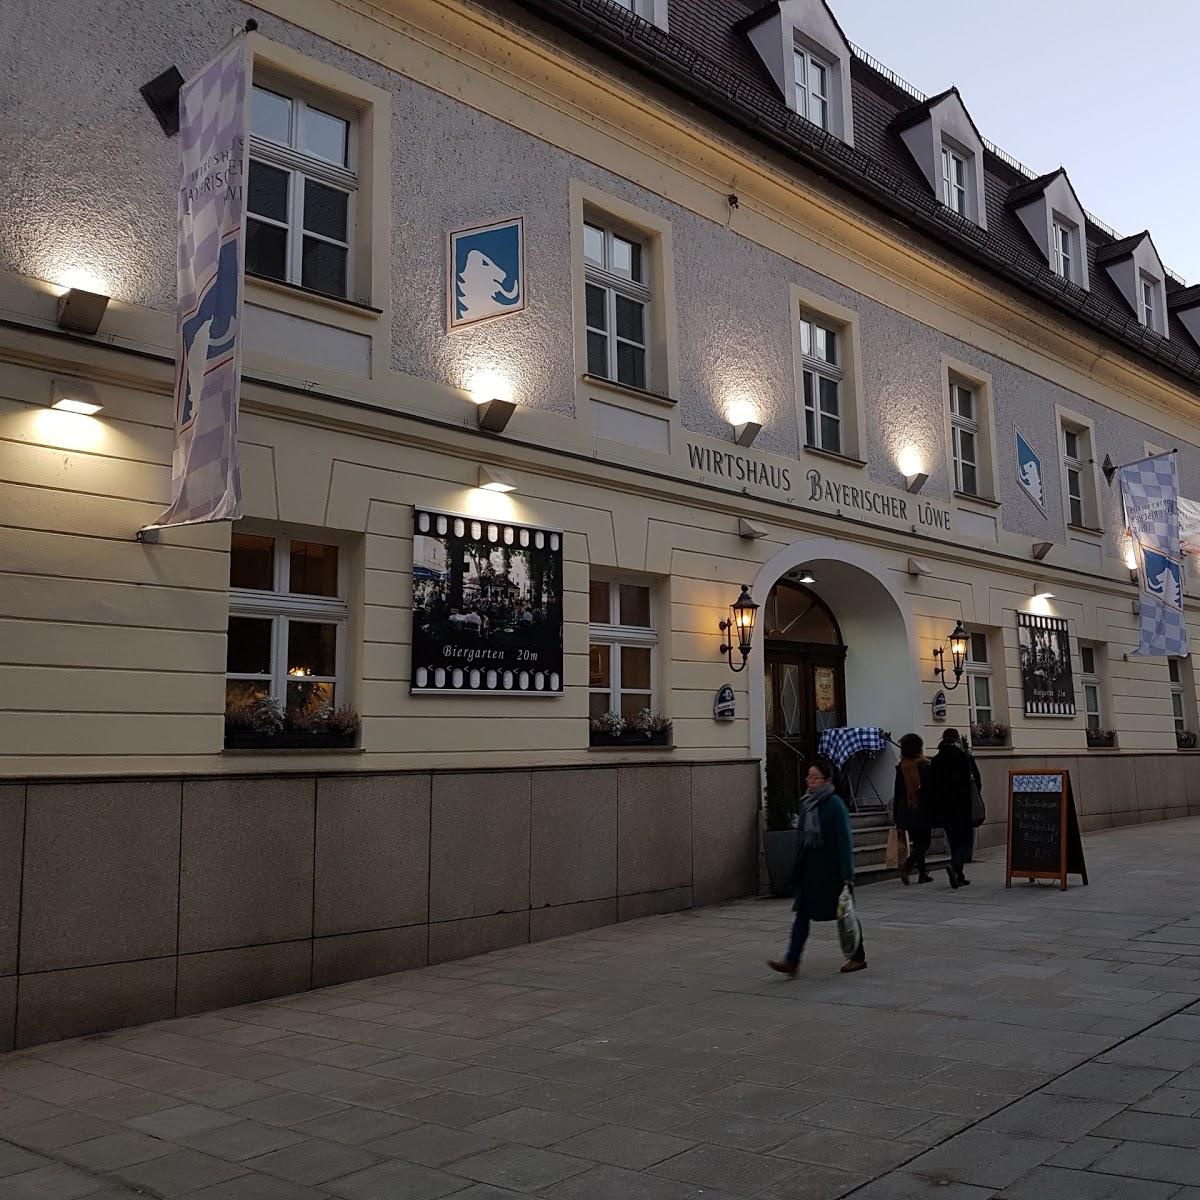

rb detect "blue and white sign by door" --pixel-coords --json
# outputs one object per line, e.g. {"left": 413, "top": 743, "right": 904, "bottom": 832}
{"left": 1015, "top": 428, "right": 1045, "bottom": 512}
{"left": 448, "top": 217, "right": 524, "bottom": 329}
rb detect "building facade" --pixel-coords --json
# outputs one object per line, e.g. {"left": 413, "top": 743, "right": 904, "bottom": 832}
{"left": 2, "top": 0, "right": 1200, "bottom": 1046}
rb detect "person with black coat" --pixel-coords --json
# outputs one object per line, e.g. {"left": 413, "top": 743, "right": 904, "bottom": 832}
{"left": 928, "top": 728, "right": 981, "bottom": 888}
{"left": 893, "top": 733, "right": 933, "bottom": 885}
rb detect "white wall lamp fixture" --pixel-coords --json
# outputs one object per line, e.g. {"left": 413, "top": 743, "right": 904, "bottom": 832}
{"left": 477, "top": 465, "right": 517, "bottom": 493}
{"left": 1031, "top": 541, "right": 1053, "bottom": 562}
{"left": 737, "top": 517, "right": 768, "bottom": 540}
{"left": 476, "top": 398, "right": 517, "bottom": 434}
{"left": 794, "top": 567, "right": 817, "bottom": 585}
{"left": 732, "top": 420, "right": 762, "bottom": 448}
{"left": 907, "top": 557, "right": 930, "bottom": 577}
{"left": 50, "top": 379, "right": 103, "bottom": 415}
{"left": 56, "top": 288, "right": 109, "bottom": 335}
{"left": 719, "top": 584, "right": 759, "bottom": 673}
{"left": 904, "top": 471, "right": 929, "bottom": 494}
{"left": 1032, "top": 581, "right": 1055, "bottom": 600}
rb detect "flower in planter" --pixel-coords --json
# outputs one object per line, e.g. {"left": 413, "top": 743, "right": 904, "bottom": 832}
{"left": 1087, "top": 727, "right": 1118, "bottom": 748}
{"left": 969, "top": 720, "right": 1009, "bottom": 745}
{"left": 328, "top": 705, "right": 362, "bottom": 737}
{"left": 1177, "top": 729, "right": 1198, "bottom": 750}
{"left": 632, "top": 708, "right": 673, "bottom": 738}
{"left": 246, "top": 696, "right": 285, "bottom": 735}
{"left": 590, "top": 711, "right": 627, "bottom": 738}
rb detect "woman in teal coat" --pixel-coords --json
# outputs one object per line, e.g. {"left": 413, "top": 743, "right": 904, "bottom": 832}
{"left": 768, "top": 758, "right": 866, "bottom": 976}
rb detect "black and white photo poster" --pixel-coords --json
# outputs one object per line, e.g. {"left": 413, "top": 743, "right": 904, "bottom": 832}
{"left": 411, "top": 508, "right": 563, "bottom": 694}
{"left": 1017, "top": 612, "right": 1075, "bottom": 716}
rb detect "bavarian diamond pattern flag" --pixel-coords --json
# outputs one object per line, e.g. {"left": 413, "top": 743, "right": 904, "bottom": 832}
{"left": 153, "top": 33, "right": 248, "bottom": 529}
{"left": 1119, "top": 452, "right": 1189, "bottom": 657}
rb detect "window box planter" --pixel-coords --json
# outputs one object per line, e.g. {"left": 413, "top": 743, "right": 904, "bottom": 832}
{"left": 969, "top": 722, "right": 1009, "bottom": 750}
{"left": 589, "top": 730, "right": 672, "bottom": 748}
{"left": 1177, "top": 730, "right": 1198, "bottom": 750}
{"left": 224, "top": 729, "right": 357, "bottom": 751}
{"left": 1087, "top": 730, "right": 1118, "bottom": 749}
{"left": 970, "top": 736, "right": 1009, "bottom": 749}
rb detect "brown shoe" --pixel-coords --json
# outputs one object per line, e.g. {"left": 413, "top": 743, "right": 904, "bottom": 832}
{"left": 840, "top": 959, "right": 868, "bottom": 974}
{"left": 767, "top": 959, "right": 798, "bottom": 977}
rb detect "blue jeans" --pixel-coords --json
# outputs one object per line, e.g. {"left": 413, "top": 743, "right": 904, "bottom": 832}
{"left": 785, "top": 905, "right": 865, "bottom": 965}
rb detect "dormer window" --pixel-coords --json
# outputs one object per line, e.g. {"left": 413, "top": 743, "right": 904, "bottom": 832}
{"left": 794, "top": 46, "right": 830, "bottom": 131}
{"left": 611, "top": 0, "right": 666, "bottom": 28}
{"left": 941, "top": 146, "right": 968, "bottom": 216}
{"left": 1141, "top": 272, "right": 1160, "bottom": 331}
{"left": 1052, "top": 220, "right": 1073, "bottom": 280}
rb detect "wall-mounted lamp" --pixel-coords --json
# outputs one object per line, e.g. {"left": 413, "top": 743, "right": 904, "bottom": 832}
{"left": 139, "top": 65, "right": 185, "bottom": 136}
{"left": 719, "top": 584, "right": 759, "bottom": 673}
{"left": 1032, "top": 581, "right": 1055, "bottom": 600}
{"left": 56, "top": 288, "right": 109, "bottom": 335}
{"left": 477, "top": 465, "right": 516, "bottom": 493}
{"left": 906, "top": 557, "right": 929, "bottom": 577}
{"left": 932, "top": 619, "right": 967, "bottom": 691}
{"left": 794, "top": 567, "right": 817, "bottom": 585}
{"left": 737, "top": 517, "right": 768, "bottom": 540}
{"left": 50, "top": 379, "right": 103, "bottom": 415}
{"left": 1129, "top": 568, "right": 1139, "bottom": 584}
{"left": 904, "top": 471, "right": 929, "bottom": 494}
{"left": 732, "top": 420, "right": 762, "bottom": 448}
{"left": 1031, "top": 542, "right": 1053, "bottom": 562}
{"left": 476, "top": 398, "right": 516, "bottom": 434}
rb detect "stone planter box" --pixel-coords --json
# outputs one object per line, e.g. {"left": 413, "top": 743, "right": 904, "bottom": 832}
{"left": 224, "top": 730, "right": 358, "bottom": 751}
{"left": 589, "top": 730, "right": 672, "bottom": 748}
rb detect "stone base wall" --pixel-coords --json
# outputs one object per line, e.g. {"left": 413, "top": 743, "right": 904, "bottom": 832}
{"left": 0, "top": 760, "right": 759, "bottom": 1049}
{"left": 969, "top": 752, "right": 1200, "bottom": 853}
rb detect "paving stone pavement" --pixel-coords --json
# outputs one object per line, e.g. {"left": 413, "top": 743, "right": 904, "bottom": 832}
{"left": 3, "top": 817, "right": 1200, "bottom": 1198}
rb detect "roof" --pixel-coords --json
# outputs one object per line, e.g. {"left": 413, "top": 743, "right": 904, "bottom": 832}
{"left": 498, "top": 0, "right": 1200, "bottom": 383}
{"left": 1006, "top": 167, "right": 1066, "bottom": 209}
{"left": 1094, "top": 232, "right": 1152, "bottom": 265}
{"left": 1169, "top": 285, "right": 1200, "bottom": 313}
{"left": 890, "top": 86, "right": 984, "bottom": 147}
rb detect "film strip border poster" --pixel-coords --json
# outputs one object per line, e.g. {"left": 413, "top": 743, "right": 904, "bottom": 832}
{"left": 411, "top": 508, "right": 564, "bottom": 695}
{"left": 1017, "top": 611, "right": 1076, "bottom": 716}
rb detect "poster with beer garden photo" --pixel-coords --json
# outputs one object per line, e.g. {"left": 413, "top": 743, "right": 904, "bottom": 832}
{"left": 411, "top": 508, "right": 563, "bottom": 694}
{"left": 1017, "top": 612, "right": 1075, "bottom": 716}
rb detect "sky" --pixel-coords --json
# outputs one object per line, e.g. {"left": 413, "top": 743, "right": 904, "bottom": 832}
{"left": 833, "top": 0, "right": 1200, "bottom": 283}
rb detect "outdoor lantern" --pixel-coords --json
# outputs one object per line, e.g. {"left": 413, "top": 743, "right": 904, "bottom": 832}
{"left": 933, "top": 619, "right": 968, "bottom": 690}
{"left": 719, "top": 584, "right": 758, "bottom": 672}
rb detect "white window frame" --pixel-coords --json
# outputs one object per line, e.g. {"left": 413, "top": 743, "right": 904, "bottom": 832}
{"left": 950, "top": 382, "right": 980, "bottom": 496}
{"left": 588, "top": 579, "right": 658, "bottom": 724}
{"left": 1168, "top": 657, "right": 1196, "bottom": 739}
{"left": 965, "top": 630, "right": 994, "bottom": 727}
{"left": 793, "top": 46, "right": 830, "bottom": 130}
{"left": 1052, "top": 218, "right": 1074, "bottom": 281}
{"left": 1140, "top": 270, "right": 1161, "bottom": 332}
{"left": 1064, "top": 427, "right": 1085, "bottom": 527}
{"left": 226, "top": 533, "right": 348, "bottom": 714}
{"left": 941, "top": 144, "right": 968, "bottom": 216}
{"left": 248, "top": 80, "right": 358, "bottom": 299}
{"left": 611, "top": 0, "right": 665, "bottom": 25}
{"left": 799, "top": 315, "right": 842, "bottom": 454}
{"left": 1079, "top": 642, "right": 1104, "bottom": 733}
{"left": 584, "top": 221, "right": 652, "bottom": 391}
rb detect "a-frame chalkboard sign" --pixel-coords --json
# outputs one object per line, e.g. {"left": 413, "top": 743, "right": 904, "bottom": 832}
{"left": 1006, "top": 770, "right": 1088, "bottom": 890}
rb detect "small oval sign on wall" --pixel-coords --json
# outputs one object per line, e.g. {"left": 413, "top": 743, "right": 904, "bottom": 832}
{"left": 714, "top": 684, "right": 735, "bottom": 721}
{"left": 932, "top": 690, "right": 948, "bottom": 722}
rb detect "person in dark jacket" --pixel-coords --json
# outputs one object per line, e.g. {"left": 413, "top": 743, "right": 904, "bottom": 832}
{"left": 928, "top": 728, "right": 981, "bottom": 888}
{"left": 768, "top": 758, "right": 866, "bottom": 976}
{"left": 893, "top": 733, "right": 933, "bottom": 885}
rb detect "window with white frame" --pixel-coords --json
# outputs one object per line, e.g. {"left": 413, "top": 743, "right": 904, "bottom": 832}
{"left": 940, "top": 144, "right": 968, "bottom": 215}
{"left": 589, "top": 579, "right": 656, "bottom": 726}
{"left": 950, "top": 381, "right": 980, "bottom": 495}
{"left": 1080, "top": 642, "right": 1104, "bottom": 732}
{"left": 1052, "top": 219, "right": 1075, "bottom": 281}
{"left": 1061, "top": 421, "right": 1096, "bottom": 528}
{"left": 1168, "top": 657, "right": 1197, "bottom": 740}
{"left": 612, "top": 0, "right": 654, "bottom": 18}
{"left": 247, "top": 82, "right": 356, "bottom": 299}
{"left": 226, "top": 531, "right": 348, "bottom": 724}
{"left": 1140, "top": 271, "right": 1161, "bottom": 332}
{"left": 584, "top": 220, "right": 650, "bottom": 390}
{"left": 965, "top": 630, "right": 995, "bottom": 732}
{"left": 800, "top": 316, "right": 842, "bottom": 454}
{"left": 794, "top": 46, "right": 830, "bottom": 130}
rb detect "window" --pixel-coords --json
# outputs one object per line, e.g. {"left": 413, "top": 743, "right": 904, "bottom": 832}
{"left": 589, "top": 579, "right": 656, "bottom": 725}
{"left": 1064, "top": 429, "right": 1084, "bottom": 527}
{"left": 1140, "top": 272, "right": 1160, "bottom": 331}
{"left": 941, "top": 145, "right": 967, "bottom": 216}
{"left": 794, "top": 47, "right": 830, "bottom": 130}
{"left": 1060, "top": 418, "right": 1097, "bottom": 529}
{"left": 1170, "top": 658, "right": 1187, "bottom": 736}
{"left": 1080, "top": 642, "right": 1103, "bottom": 732}
{"left": 950, "top": 382, "right": 979, "bottom": 495}
{"left": 611, "top": 0, "right": 659, "bottom": 20}
{"left": 247, "top": 82, "right": 356, "bottom": 299}
{"left": 965, "top": 631, "right": 996, "bottom": 731}
{"left": 584, "top": 221, "right": 650, "bottom": 390}
{"left": 800, "top": 316, "right": 842, "bottom": 454}
{"left": 226, "top": 531, "right": 347, "bottom": 724}
{"left": 1052, "top": 220, "right": 1074, "bottom": 281}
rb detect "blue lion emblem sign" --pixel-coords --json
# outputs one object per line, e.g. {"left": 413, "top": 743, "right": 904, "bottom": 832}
{"left": 1014, "top": 427, "right": 1044, "bottom": 512}
{"left": 1143, "top": 549, "right": 1183, "bottom": 611}
{"left": 449, "top": 217, "right": 524, "bottom": 329}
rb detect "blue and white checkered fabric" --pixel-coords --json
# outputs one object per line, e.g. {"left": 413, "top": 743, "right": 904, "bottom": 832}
{"left": 1120, "top": 453, "right": 1189, "bottom": 658}
{"left": 818, "top": 726, "right": 886, "bottom": 769}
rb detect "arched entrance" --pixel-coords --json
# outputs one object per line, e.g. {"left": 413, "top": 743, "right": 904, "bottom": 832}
{"left": 751, "top": 539, "right": 922, "bottom": 805}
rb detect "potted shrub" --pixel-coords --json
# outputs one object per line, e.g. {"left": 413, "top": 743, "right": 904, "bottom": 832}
{"left": 588, "top": 709, "right": 672, "bottom": 747}
{"left": 763, "top": 749, "right": 799, "bottom": 897}
{"left": 224, "top": 696, "right": 360, "bottom": 749}
{"left": 1177, "top": 729, "right": 1198, "bottom": 750}
{"left": 1087, "top": 727, "right": 1118, "bottom": 749}
{"left": 969, "top": 720, "right": 1009, "bottom": 748}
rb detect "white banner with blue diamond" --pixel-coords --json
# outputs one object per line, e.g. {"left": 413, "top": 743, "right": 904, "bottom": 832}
{"left": 1119, "top": 452, "right": 1189, "bottom": 657}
